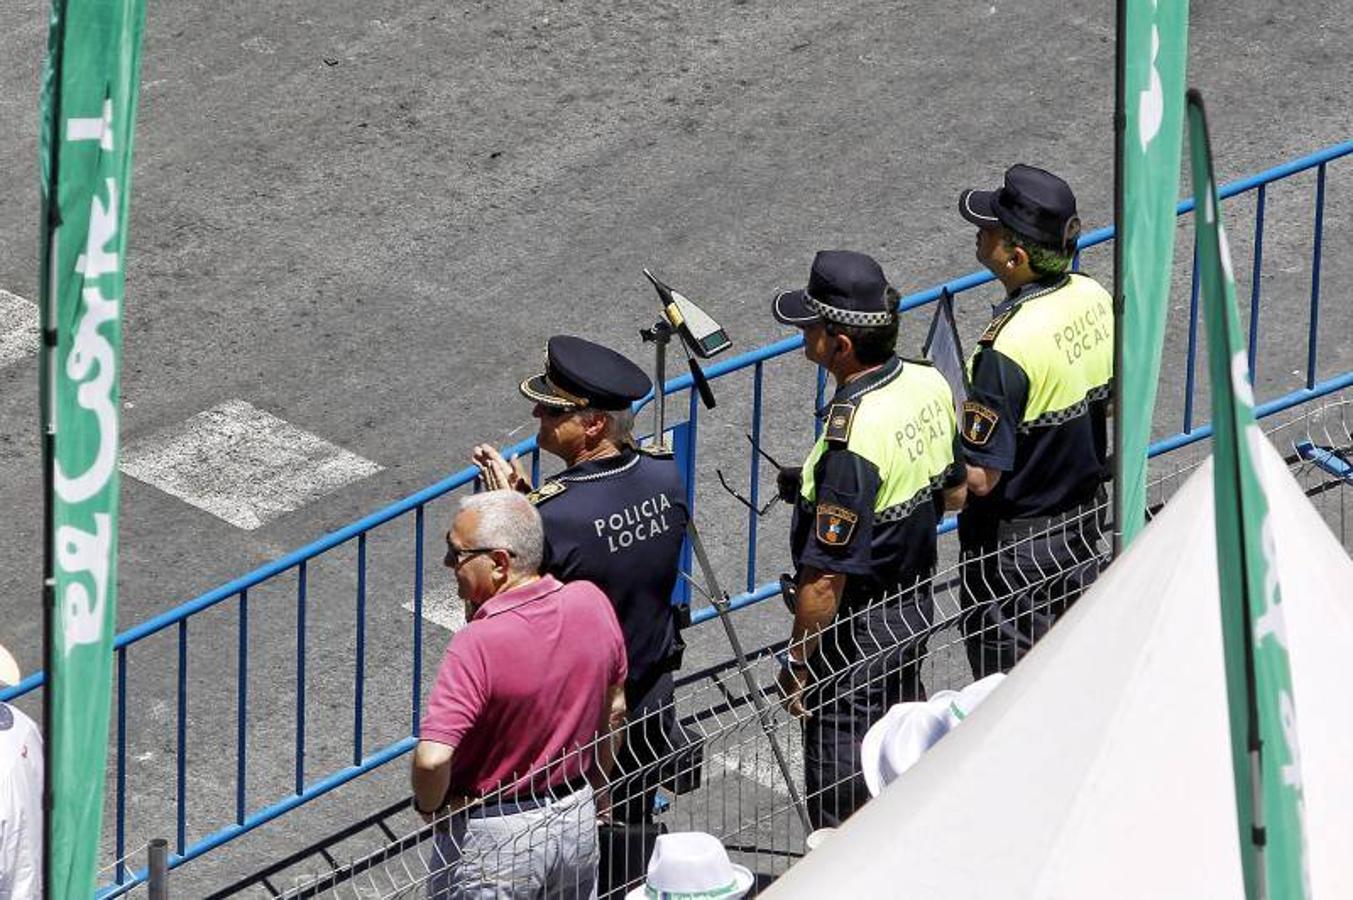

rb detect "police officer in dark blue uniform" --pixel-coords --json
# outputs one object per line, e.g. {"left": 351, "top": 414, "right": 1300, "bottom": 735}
{"left": 956, "top": 165, "right": 1113, "bottom": 678}
{"left": 770, "top": 251, "right": 967, "bottom": 828}
{"left": 471, "top": 335, "right": 689, "bottom": 835}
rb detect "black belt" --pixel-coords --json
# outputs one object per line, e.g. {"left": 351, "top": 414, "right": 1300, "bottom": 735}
{"left": 462, "top": 777, "right": 592, "bottom": 820}
{"left": 995, "top": 491, "right": 1107, "bottom": 543}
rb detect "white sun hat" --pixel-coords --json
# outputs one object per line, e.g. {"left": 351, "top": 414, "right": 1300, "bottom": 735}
{"left": 625, "top": 831, "right": 754, "bottom": 900}
{"left": 861, "top": 673, "right": 1005, "bottom": 797}
{"left": 0, "top": 643, "right": 19, "bottom": 688}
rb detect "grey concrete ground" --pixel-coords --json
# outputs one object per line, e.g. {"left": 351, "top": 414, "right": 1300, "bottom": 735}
{"left": 1, "top": 0, "right": 1351, "bottom": 893}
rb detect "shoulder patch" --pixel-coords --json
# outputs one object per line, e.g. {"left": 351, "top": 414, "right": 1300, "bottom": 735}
{"left": 961, "top": 401, "right": 999, "bottom": 446}
{"left": 638, "top": 444, "right": 674, "bottom": 459}
{"left": 824, "top": 403, "right": 855, "bottom": 444}
{"left": 815, "top": 503, "right": 859, "bottom": 547}
{"left": 978, "top": 309, "right": 1018, "bottom": 345}
{"left": 527, "top": 480, "right": 568, "bottom": 506}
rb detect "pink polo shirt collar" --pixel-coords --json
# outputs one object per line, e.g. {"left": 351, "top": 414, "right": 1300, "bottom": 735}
{"left": 470, "top": 574, "right": 564, "bottom": 622}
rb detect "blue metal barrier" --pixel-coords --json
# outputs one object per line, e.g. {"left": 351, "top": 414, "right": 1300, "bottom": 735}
{"left": 3, "top": 138, "right": 1351, "bottom": 897}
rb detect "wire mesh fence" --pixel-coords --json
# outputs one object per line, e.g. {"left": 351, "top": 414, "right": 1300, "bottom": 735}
{"left": 258, "top": 395, "right": 1350, "bottom": 900}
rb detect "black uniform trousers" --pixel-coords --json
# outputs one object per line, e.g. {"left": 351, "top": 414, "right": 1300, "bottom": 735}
{"left": 597, "top": 671, "right": 676, "bottom": 896}
{"left": 801, "top": 582, "right": 934, "bottom": 830}
{"left": 959, "top": 498, "right": 1107, "bottom": 679}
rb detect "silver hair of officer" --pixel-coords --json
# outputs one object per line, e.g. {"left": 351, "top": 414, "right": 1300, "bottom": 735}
{"left": 455, "top": 491, "right": 544, "bottom": 576}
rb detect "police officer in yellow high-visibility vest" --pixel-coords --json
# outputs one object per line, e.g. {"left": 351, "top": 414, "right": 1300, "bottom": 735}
{"left": 956, "top": 165, "right": 1113, "bottom": 679}
{"left": 771, "top": 250, "right": 966, "bottom": 828}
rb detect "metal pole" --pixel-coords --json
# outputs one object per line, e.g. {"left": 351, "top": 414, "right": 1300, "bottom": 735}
{"left": 653, "top": 331, "right": 668, "bottom": 447}
{"left": 684, "top": 521, "right": 814, "bottom": 833}
{"left": 1110, "top": 0, "right": 1127, "bottom": 558}
{"left": 147, "top": 838, "right": 169, "bottom": 900}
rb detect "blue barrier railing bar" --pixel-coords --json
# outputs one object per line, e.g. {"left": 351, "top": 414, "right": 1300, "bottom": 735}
{"left": 93, "top": 737, "right": 420, "bottom": 900}
{"left": 236, "top": 589, "right": 249, "bottom": 825}
{"left": 1308, "top": 162, "right": 1326, "bottom": 390}
{"left": 1136, "top": 370, "right": 1353, "bottom": 457}
{"left": 115, "top": 647, "right": 127, "bottom": 886}
{"left": 1296, "top": 440, "right": 1353, "bottom": 480}
{"left": 355, "top": 533, "right": 367, "bottom": 767}
{"left": 1183, "top": 241, "right": 1202, "bottom": 433}
{"left": 747, "top": 361, "right": 765, "bottom": 594}
{"left": 176, "top": 620, "right": 188, "bottom": 856}
{"left": 295, "top": 561, "right": 307, "bottom": 795}
{"left": 1248, "top": 184, "right": 1266, "bottom": 381}
{"left": 412, "top": 505, "right": 425, "bottom": 736}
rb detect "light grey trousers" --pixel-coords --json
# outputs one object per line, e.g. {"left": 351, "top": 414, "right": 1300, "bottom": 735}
{"left": 426, "top": 789, "right": 599, "bottom": 900}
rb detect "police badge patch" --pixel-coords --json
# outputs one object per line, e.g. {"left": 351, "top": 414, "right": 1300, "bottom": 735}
{"left": 824, "top": 403, "right": 855, "bottom": 444}
{"left": 527, "top": 481, "right": 567, "bottom": 506}
{"left": 962, "top": 401, "right": 999, "bottom": 446}
{"left": 815, "top": 503, "right": 859, "bottom": 547}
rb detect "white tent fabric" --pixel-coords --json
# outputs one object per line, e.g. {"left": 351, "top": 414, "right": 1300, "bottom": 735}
{"left": 765, "top": 438, "right": 1353, "bottom": 899}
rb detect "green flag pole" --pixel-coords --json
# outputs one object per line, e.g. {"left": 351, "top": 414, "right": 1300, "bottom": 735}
{"left": 1186, "top": 89, "right": 1310, "bottom": 900}
{"left": 38, "top": 0, "right": 147, "bottom": 894}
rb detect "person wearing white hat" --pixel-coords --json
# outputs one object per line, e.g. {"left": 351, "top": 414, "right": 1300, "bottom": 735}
{"left": 625, "top": 832, "right": 754, "bottom": 900}
{"left": 860, "top": 673, "right": 1004, "bottom": 797}
{"left": 1, "top": 642, "right": 44, "bottom": 899}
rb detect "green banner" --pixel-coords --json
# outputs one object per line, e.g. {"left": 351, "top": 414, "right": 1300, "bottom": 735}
{"left": 1117, "top": 0, "right": 1189, "bottom": 547}
{"left": 38, "top": 0, "right": 146, "bottom": 894}
{"left": 1187, "top": 91, "right": 1309, "bottom": 900}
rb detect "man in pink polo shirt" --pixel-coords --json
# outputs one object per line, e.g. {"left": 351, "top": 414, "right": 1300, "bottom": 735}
{"left": 412, "top": 491, "right": 627, "bottom": 899}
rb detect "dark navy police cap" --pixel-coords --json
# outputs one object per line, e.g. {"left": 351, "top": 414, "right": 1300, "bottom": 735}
{"left": 771, "top": 250, "right": 895, "bottom": 329}
{"left": 519, "top": 335, "right": 652, "bottom": 411}
{"left": 959, "top": 164, "right": 1082, "bottom": 251}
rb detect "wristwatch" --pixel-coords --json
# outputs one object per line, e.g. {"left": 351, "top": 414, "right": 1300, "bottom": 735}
{"left": 413, "top": 795, "right": 445, "bottom": 816}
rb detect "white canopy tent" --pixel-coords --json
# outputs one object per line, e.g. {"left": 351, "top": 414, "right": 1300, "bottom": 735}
{"left": 764, "top": 438, "right": 1353, "bottom": 899}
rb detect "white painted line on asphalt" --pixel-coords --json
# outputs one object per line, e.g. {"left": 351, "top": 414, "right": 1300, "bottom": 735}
{"left": 708, "top": 738, "right": 804, "bottom": 797}
{"left": 0, "top": 289, "right": 39, "bottom": 368}
{"left": 403, "top": 583, "right": 466, "bottom": 632}
{"left": 119, "top": 399, "right": 382, "bottom": 530}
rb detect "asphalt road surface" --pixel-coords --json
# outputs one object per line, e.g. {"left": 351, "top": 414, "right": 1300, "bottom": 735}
{"left": 1, "top": 0, "right": 1351, "bottom": 893}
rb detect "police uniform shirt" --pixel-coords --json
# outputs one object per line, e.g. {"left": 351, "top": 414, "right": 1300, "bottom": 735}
{"left": 960, "top": 273, "right": 1113, "bottom": 526}
{"left": 790, "top": 356, "right": 964, "bottom": 602}
{"left": 530, "top": 446, "right": 690, "bottom": 689}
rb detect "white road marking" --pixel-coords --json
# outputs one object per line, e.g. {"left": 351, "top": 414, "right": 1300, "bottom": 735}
{"left": 119, "top": 399, "right": 382, "bottom": 530}
{"left": 403, "top": 583, "right": 466, "bottom": 632}
{"left": 0, "top": 290, "right": 39, "bottom": 368}
{"left": 708, "top": 737, "right": 804, "bottom": 797}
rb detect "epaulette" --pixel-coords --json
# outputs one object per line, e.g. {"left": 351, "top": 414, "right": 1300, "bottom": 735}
{"left": 526, "top": 480, "right": 567, "bottom": 506}
{"left": 900, "top": 356, "right": 934, "bottom": 367}
{"left": 978, "top": 308, "right": 1020, "bottom": 346}
{"left": 823, "top": 402, "right": 856, "bottom": 445}
{"left": 638, "top": 444, "right": 674, "bottom": 459}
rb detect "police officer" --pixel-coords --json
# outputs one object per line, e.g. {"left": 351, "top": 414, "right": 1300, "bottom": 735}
{"left": 956, "top": 164, "right": 1113, "bottom": 678}
{"left": 770, "top": 250, "right": 966, "bottom": 829}
{"left": 471, "top": 335, "right": 689, "bottom": 833}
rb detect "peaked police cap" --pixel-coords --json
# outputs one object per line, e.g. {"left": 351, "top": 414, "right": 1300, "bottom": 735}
{"left": 771, "top": 250, "right": 895, "bottom": 330}
{"left": 959, "top": 164, "right": 1082, "bottom": 251}
{"left": 519, "top": 335, "right": 652, "bottom": 411}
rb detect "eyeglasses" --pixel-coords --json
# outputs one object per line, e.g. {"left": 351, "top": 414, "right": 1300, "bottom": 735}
{"left": 444, "top": 545, "right": 517, "bottom": 569}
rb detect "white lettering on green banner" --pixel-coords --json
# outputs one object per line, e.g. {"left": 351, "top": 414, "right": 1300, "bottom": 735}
{"left": 39, "top": 0, "right": 147, "bottom": 894}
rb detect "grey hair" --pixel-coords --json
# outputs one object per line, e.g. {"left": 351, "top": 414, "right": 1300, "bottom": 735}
{"left": 602, "top": 408, "right": 636, "bottom": 446}
{"left": 455, "top": 492, "right": 544, "bottom": 576}
{"left": 577, "top": 406, "right": 637, "bottom": 447}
